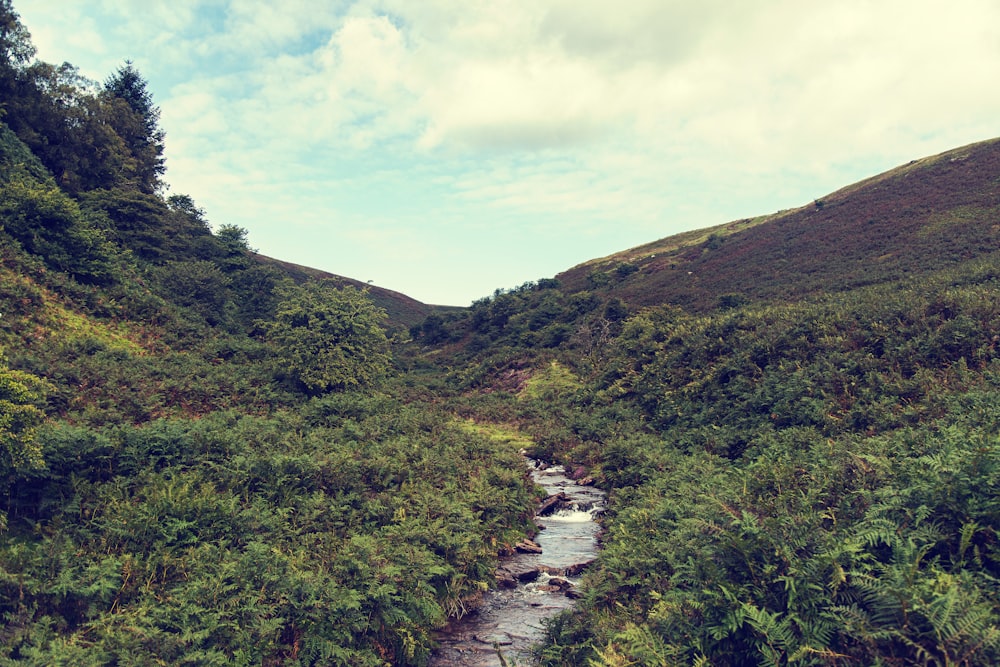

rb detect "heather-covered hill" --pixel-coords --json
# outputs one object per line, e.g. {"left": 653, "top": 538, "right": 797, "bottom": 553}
{"left": 557, "top": 138, "right": 1000, "bottom": 311}
{"left": 405, "top": 139, "right": 1000, "bottom": 666}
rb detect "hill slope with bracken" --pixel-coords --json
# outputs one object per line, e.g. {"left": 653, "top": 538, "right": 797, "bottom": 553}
{"left": 556, "top": 137, "right": 1000, "bottom": 311}
{"left": 253, "top": 254, "right": 440, "bottom": 329}
{"left": 426, "top": 139, "right": 1000, "bottom": 666}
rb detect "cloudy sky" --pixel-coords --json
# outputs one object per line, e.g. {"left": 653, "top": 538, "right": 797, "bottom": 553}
{"left": 16, "top": 1, "right": 1000, "bottom": 305}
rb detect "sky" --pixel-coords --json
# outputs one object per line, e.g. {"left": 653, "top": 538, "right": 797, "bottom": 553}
{"left": 15, "top": 1, "right": 1000, "bottom": 305}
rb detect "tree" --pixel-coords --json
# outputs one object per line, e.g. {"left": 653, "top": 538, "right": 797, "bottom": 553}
{"left": 0, "top": 173, "right": 120, "bottom": 283}
{"left": 0, "top": 0, "right": 34, "bottom": 101}
{"left": 264, "top": 281, "right": 392, "bottom": 393}
{"left": 103, "top": 60, "right": 165, "bottom": 193}
{"left": 5, "top": 61, "right": 139, "bottom": 193}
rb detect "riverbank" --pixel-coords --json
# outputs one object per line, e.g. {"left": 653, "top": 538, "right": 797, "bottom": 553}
{"left": 429, "top": 461, "right": 605, "bottom": 666}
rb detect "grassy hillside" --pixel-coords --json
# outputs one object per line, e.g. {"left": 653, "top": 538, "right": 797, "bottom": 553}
{"left": 0, "top": 16, "right": 538, "bottom": 662}
{"left": 4, "top": 3, "right": 1000, "bottom": 662}
{"left": 408, "top": 140, "right": 1000, "bottom": 666}
{"left": 557, "top": 137, "right": 1000, "bottom": 311}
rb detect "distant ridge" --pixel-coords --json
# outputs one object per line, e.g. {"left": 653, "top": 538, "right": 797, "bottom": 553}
{"left": 254, "top": 254, "right": 441, "bottom": 328}
{"left": 556, "top": 137, "right": 1000, "bottom": 311}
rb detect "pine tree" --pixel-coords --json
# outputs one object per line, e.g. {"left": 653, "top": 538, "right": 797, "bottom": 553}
{"left": 103, "top": 60, "right": 165, "bottom": 193}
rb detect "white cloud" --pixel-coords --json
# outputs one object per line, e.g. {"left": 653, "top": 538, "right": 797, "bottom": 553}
{"left": 13, "top": 0, "right": 1000, "bottom": 303}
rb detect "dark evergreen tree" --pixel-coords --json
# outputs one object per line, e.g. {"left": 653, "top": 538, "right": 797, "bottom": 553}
{"left": 103, "top": 60, "right": 165, "bottom": 193}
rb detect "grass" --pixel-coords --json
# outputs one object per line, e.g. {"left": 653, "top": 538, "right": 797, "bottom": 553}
{"left": 519, "top": 361, "right": 583, "bottom": 402}
{"left": 454, "top": 419, "right": 536, "bottom": 451}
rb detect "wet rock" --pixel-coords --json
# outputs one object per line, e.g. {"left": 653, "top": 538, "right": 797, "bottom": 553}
{"left": 570, "top": 465, "right": 588, "bottom": 480}
{"left": 565, "top": 588, "right": 584, "bottom": 599}
{"left": 497, "top": 564, "right": 542, "bottom": 585}
{"left": 564, "top": 560, "right": 595, "bottom": 577}
{"left": 577, "top": 476, "right": 595, "bottom": 486}
{"left": 475, "top": 633, "right": 513, "bottom": 646}
{"left": 514, "top": 538, "right": 543, "bottom": 554}
{"left": 537, "top": 492, "right": 572, "bottom": 517}
{"left": 548, "top": 577, "right": 573, "bottom": 591}
{"left": 514, "top": 568, "right": 541, "bottom": 583}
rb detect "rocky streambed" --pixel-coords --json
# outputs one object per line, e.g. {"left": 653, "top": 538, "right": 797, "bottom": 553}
{"left": 429, "top": 460, "right": 605, "bottom": 666}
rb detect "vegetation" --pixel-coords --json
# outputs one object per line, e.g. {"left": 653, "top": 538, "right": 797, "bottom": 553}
{"left": 534, "top": 267, "right": 1000, "bottom": 665}
{"left": 2, "top": 1, "right": 1000, "bottom": 664}
{"left": 0, "top": 7, "right": 537, "bottom": 663}
{"left": 264, "top": 281, "right": 393, "bottom": 394}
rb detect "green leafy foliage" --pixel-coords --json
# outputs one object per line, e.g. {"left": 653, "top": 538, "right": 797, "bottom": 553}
{"left": 3, "top": 5, "right": 1000, "bottom": 663}
{"left": 264, "top": 281, "right": 393, "bottom": 393}
{"left": 0, "top": 401, "right": 538, "bottom": 664}
{"left": 533, "top": 263, "right": 1000, "bottom": 666}
{"left": 0, "top": 358, "right": 47, "bottom": 504}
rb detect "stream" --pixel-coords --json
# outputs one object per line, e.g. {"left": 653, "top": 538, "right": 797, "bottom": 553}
{"left": 429, "top": 460, "right": 606, "bottom": 666}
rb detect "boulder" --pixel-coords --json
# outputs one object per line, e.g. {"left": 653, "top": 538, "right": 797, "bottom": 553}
{"left": 497, "top": 563, "right": 542, "bottom": 585}
{"left": 534, "top": 584, "right": 563, "bottom": 593}
{"left": 537, "top": 492, "right": 572, "bottom": 517}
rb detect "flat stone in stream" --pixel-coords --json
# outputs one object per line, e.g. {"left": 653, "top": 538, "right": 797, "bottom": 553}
{"left": 514, "top": 538, "right": 543, "bottom": 554}
{"left": 475, "top": 633, "right": 513, "bottom": 646}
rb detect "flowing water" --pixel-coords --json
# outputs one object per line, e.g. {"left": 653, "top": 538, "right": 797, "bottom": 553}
{"left": 429, "top": 461, "right": 605, "bottom": 666}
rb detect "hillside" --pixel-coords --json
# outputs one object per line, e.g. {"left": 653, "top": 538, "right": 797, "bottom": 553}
{"left": 3, "top": 3, "right": 1000, "bottom": 663}
{"left": 406, "top": 140, "right": 1000, "bottom": 665}
{"left": 556, "top": 137, "right": 1000, "bottom": 311}
{"left": 254, "top": 254, "right": 438, "bottom": 329}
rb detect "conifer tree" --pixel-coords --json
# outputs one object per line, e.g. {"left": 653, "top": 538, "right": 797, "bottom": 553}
{"left": 103, "top": 60, "right": 165, "bottom": 192}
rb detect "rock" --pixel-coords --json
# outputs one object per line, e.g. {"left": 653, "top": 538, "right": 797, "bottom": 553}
{"left": 565, "top": 588, "right": 584, "bottom": 599}
{"left": 475, "top": 633, "right": 513, "bottom": 646}
{"left": 577, "top": 475, "right": 595, "bottom": 486}
{"left": 514, "top": 568, "right": 541, "bottom": 583}
{"left": 534, "top": 584, "right": 562, "bottom": 593}
{"left": 514, "top": 538, "right": 543, "bottom": 554}
{"left": 537, "top": 564, "right": 563, "bottom": 576}
{"left": 564, "top": 560, "right": 595, "bottom": 577}
{"left": 548, "top": 577, "right": 573, "bottom": 591}
{"left": 497, "top": 563, "right": 542, "bottom": 584}
{"left": 570, "top": 465, "right": 588, "bottom": 480}
{"left": 537, "top": 492, "right": 572, "bottom": 517}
